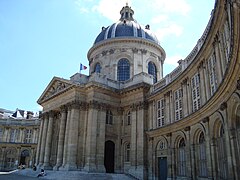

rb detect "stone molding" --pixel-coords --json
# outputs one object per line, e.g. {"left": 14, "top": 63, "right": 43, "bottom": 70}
{"left": 220, "top": 102, "right": 228, "bottom": 111}
{"left": 237, "top": 79, "right": 240, "bottom": 90}
{"left": 202, "top": 117, "right": 209, "bottom": 123}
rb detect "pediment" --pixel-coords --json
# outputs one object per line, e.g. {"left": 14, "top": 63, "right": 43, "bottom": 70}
{"left": 38, "top": 77, "right": 73, "bottom": 104}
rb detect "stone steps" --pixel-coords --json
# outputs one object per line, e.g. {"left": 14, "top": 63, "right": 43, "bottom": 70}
{"left": 14, "top": 168, "right": 135, "bottom": 180}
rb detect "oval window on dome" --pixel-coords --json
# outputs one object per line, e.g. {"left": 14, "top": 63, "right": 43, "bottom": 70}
{"left": 94, "top": 63, "right": 101, "bottom": 73}
{"left": 148, "top": 61, "right": 157, "bottom": 83}
{"left": 117, "top": 58, "right": 130, "bottom": 81}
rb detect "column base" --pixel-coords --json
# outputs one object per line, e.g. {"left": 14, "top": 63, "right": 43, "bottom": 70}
{"left": 42, "top": 163, "right": 53, "bottom": 170}
{"left": 128, "top": 165, "right": 145, "bottom": 180}
{"left": 83, "top": 163, "right": 97, "bottom": 172}
{"left": 60, "top": 163, "right": 78, "bottom": 171}
{"left": 96, "top": 164, "right": 106, "bottom": 173}
{"left": 37, "top": 163, "right": 43, "bottom": 169}
{"left": 53, "top": 164, "right": 62, "bottom": 171}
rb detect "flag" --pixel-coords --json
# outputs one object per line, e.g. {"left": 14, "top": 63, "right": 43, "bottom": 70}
{"left": 80, "top": 63, "right": 87, "bottom": 71}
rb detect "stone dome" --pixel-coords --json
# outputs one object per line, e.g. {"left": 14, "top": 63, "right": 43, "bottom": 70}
{"left": 94, "top": 4, "right": 160, "bottom": 45}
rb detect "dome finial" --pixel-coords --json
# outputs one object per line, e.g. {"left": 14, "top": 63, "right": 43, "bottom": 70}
{"left": 120, "top": 1, "right": 134, "bottom": 21}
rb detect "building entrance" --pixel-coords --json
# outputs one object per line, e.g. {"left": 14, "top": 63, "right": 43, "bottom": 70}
{"left": 158, "top": 157, "right": 167, "bottom": 180}
{"left": 104, "top": 140, "right": 115, "bottom": 173}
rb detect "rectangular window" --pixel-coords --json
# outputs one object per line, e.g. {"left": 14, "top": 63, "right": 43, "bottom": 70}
{"left": 24, "top": 129, "right": 32, "bottom": 143}
{"left": 157, "top": 99, "right": 165, "bottom": 127}
{"left": 10, "top": 129, "right": 19, "bottom": 143}
{"left": 191, "top": 73, "right": 201, "bottom": 112}
{"left": 208, "top": 53, "right": 218, "bottom": 96}
{"left": 175, "top": 88, "right": 183, "bottom": 121}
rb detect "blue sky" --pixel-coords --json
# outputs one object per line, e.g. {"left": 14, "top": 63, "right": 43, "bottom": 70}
{"left": 0, "top": 0, "right": 215, "bottom": 112}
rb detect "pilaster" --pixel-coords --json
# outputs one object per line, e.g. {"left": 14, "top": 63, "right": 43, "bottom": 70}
{"left": 83, "top": 101, "right": 99, "bottom": 172}
{"left": 38, "top": 113, "right": 49, "bottom": 167}
{"left": 43, "top": 111, "right": 54, "bottom": 169}
{"left": 35, "top": 119, "right": 43, "bottom": 165}
{"left": 53, "top": 106, "right": 67, "bottom": 170}
{"left": 64, "top": 102, "right": 80, "bottom": 170}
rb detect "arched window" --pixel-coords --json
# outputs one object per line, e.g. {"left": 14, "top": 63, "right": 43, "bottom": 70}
{"left": 125, "top": 143, "right": 130, "bottom": 162}
{"left": 178, "top": 138, "right": 186, "bottom": 176}
{"left": 197, "top": 132, "right": 207, "bottom": 177}
{"left": 127, "top": 111, "right": 131, "bottom": 125}
{"left": 117, "top": 58, "right": 130, "bottom": 81}
{"left": 148, "top": 61, "right": 157, "bottom": 83}
{"left": 94, "top": 63, "right": 101, "bottom": 73}
{"left": 106, "top": 110, "right": 113, "bottom": 125}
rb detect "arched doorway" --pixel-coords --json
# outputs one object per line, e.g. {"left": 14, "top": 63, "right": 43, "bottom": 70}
{"left": 20, "top": 149, "right": 30, "bottom": 166}
{"left": 104, "top": 140, "right": 115, "bottom": 173}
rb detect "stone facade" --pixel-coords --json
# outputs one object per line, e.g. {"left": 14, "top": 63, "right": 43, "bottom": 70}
{"left": 0, "top": 117, "right": 40, "bottom": 170}
{"left": 36, "top": 0, "right": 240, "bottom": 179}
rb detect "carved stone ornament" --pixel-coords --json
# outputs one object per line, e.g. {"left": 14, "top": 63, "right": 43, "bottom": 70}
{"left": 184, "top": 126, "right": 191, "bottom": 131}
{"left": 202, "top": 117, "right": 209, "bottom": 123}
{"left": 132, "top": 48, "right": 138, "bottom": 53}
{"left": 181, "top": 78, "right": 188, "bottom": 86}
{"left": 164, "top": 91, "right": 171, "bottom": 97}
{"left": 140, "top": 49, "right": 147, "bottom": 54}
{"left": 237, "top": 79, "right": 240, "bottom": 90}
{"left": 166, "top": 133, "right": 172, "bottom": 137}
{"left": 220, "top": 102, "right": 228, "bottom": 111}
{"left": 109, "top": 49, "right": 115, "bottom": 54}
{"left": 102, "top": 50, "right": 107, "bottom": 56}
{"left": 41, "top": 80, "right": 71, "bottom": 101}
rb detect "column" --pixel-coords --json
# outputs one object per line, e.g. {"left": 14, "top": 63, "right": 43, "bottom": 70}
{"left": 213, "top": 37, "right": 223, "bottom": 83}
{"left": 59, "top": 106, "right": 71, "bottom": 170}
{"left": 35, "top": 119, "right": 44, "bottom": 165}
{"left": 43, "top": 111, "right": 54, "bottom": 169}
{"left": 148, "top": 101, "right": 154, "bottom": 129}
{"left": 32, "top": 128, "right": 37, "bottom": 144}
{"left": 203, "top": 62, "right": 210, "bottom": 101}
{"left": 181, "top": 78, "right": 189, "bottom": 117}
{"left": 3, "top": 127, "right": 9, "bottom": 142}
{"left": 53, "top": 107, "right": 67, "bottom": 170}
{"left": 221, "top": 105, "right": 235, "bottom": 179}
{"left": 166, "top": 133, "right": 174, "bottom": 179}
{"left": 38, "top": 113, "right": 49, "bottom": 167}
{"left": 130, "top": 104, "right": 137, "bottom": 169}
{"left": 18, "top": 128, "right": 24, "bottom": 143}
{"left": 96, "top": 107, "right": 106, "bottom": 172}
{"left": 187, "top": 78, "right": 192, "bottom": 114}
{"left": 184, "top": 127, "right": 192, "bottom": 179}
{"left": 198, "top": 62, "right": 207, "bottom": 105}
{"left": 147, "top": 137, "right": 154, "bottom": 179}
{"left": 202, "top": 117, "right": 213, "bottom": 179}
{"left": 164, "top": 91, "right": 171, "bottom": 124}
{"left": 83, "top": 101, "right": 98, "bottom": 172}
{"left": 0, "top": 147, "right": 6, "bottom": 169}
{"left": 136, "top": 102, "right": 146, "bottom": 179}
{"left": 64, "top": 103, "right": 80, "bottom": 170}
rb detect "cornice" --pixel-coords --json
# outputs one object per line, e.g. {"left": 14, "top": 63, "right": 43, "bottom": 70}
{"left": 87, "top": 37, "right": 166, "bottom": 60}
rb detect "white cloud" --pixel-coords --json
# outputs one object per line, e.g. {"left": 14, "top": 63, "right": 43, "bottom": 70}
{"left": 151, "top": 15, "right": 168, "bottom": 24}
{"left": 150, "top": 0, "right": 191, "bottom": 16}
{"left": 92, "top": 0, "right": 128, "bottom": 22}
{"left": 165, "top": 55, "right": 183, "bottom": 66}
{"left": 155, "top": 23, "right": 183, "bottom": 41}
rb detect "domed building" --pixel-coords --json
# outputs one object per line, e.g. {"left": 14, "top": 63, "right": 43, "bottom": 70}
{"left": 36, "top": 0, "right": 240, "bottom": 179}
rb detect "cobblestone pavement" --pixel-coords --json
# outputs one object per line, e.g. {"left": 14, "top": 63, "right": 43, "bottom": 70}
{"left": 0, "top": 174, "right": 37, "bottom": 180}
